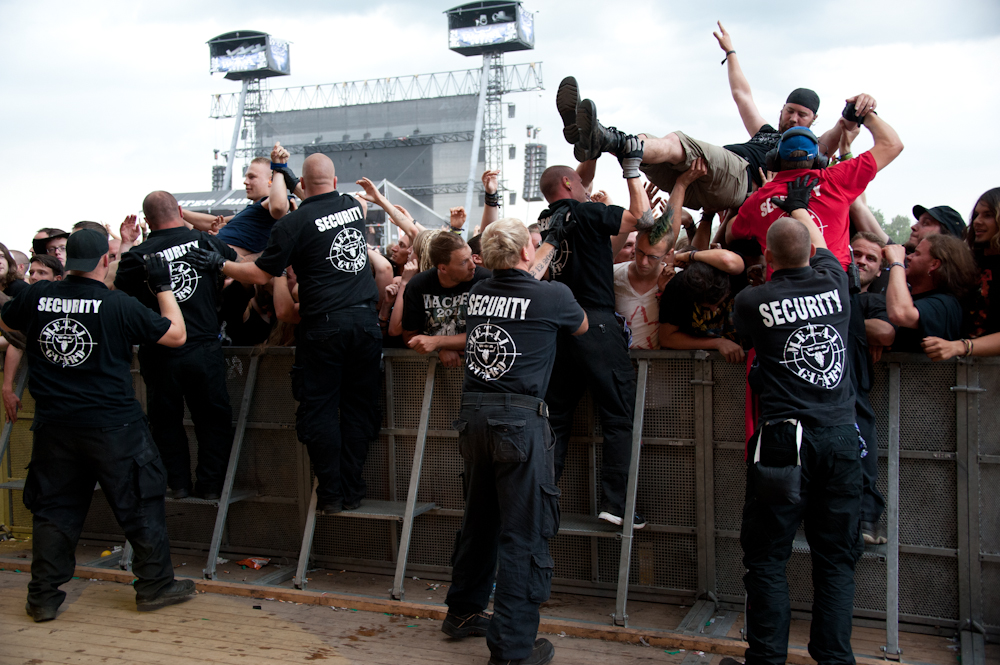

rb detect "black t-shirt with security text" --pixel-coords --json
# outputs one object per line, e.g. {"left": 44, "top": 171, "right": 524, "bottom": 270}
{"left": 537, "top": 198, "right": 623, "bottom": 311}
{"left": 401, "top": 266, "right": 491, "bottom": 336}
{"left": 733, "top": 248, "right": 855, "bottom": 427}
{"left": 115, "top": 226, "right": 237, "bottom": 351}
{"left": 255, "top": 191, "right": 377, "bottom": 320}
{"left": 1, "top": 276, "right": 171, "bottom": 427}
{"left": 463, "top": 269, "right": 586, "bottom": 398}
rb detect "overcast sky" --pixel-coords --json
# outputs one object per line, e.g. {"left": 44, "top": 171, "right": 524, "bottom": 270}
{"left": 2, "top": 0, "right": 998, "bottom": 252}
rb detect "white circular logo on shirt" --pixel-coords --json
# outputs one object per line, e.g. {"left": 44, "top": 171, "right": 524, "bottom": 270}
{"left": 169, "top": 260, "right": 200, "bottom": 302}
{"left": 548, "top": 239, "right": 570, "bottom": 277}
{"left": 467, "top": 322, "right": 519, "bottom": 381}
{"left": 781, "top": 323, "right": 846, "bottom": 389}
{"left": 39, "top": 317, "right": 97, "bottom": 367}
{"left": 329, "top": 227, "right": 368, "bottom": 273}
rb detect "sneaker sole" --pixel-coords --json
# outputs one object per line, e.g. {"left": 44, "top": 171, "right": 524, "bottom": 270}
{"left": 598, "top": 511, "right": 646, "bottom": 529}
{"left": 575, "top": 99, "right": 601, "bottom": 162}
{"left": 556, "top": 77, "right": 580, "bottom": 144}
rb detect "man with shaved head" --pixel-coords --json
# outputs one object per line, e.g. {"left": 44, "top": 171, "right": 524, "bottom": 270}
{"left": 731, "top": 177, "right": 862, "bottom": 665}
{"left": 535, "top": 135, "right": 655, "bottom": 530}
{"left": 186, "top": 152, "right": 382, "bottom": 516}
{"left": 115, "top": 190, "right": 238, "bottom": 499}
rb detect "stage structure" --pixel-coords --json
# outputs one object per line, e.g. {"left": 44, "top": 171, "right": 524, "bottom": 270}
{"left": 445, "top": 1, "right": 535, "bottom": 216}
{"left": 207, "top": 30, "right": 291, "bottom": 191}
{"left": 210, "top": 64, "right": 543, "bottom": 233}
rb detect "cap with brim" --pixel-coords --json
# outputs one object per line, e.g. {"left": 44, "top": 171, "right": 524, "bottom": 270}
{"left": 912, "top": 205, "right": 966, "bottom": 239}
{"left": 777, "top": 128, "right": 819, "bottom": 160}
{"left": 64, "top": 229, "right": 109, "bottom": 272}
{"left": 31, "top": 231, "right": 69, "bottom": 256}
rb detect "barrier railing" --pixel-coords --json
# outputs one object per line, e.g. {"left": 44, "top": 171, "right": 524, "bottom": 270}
{"left": 1, "top": 348, "right": 995, "bottom": 663}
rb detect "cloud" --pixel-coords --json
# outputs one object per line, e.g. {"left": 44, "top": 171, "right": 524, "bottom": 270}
{"left": 0, "top": 0, "right": 997, "bottom": 251}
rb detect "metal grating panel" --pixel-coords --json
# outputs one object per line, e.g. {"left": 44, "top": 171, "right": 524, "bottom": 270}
{"left": 314, "top": 514, "right": 393, "bottom": 562}
{"left": 643, "top": 358, "right": 695, "bottom": 440}
{"left": 853, "top": 555, "right": 887, "bottom": 613}
{"left": 636, "top": 445, "right": 696, "bottom": 528}
{"left": 899, "top": 363, "right": 956, "bottom": 452}
{"left": 428, "top": 364, "right": 463, "bottom": 431}
{"left": 248, "top": 354, "right": 296, "bottom": 424}
{"left": 558, "top": 442, "right": 592, "bottom": 515}
{"left": 979, "top": 464, "right": 1000, "bottom": 554}
{"left": 712, "top": 360, "right": 747, "bottom": 443}
{"left": 571, "top": 392, "right": 594, "bottom": 437}
{"left": 390, "top": 357, "right": 430, "bottom": 430}
{"left": 227, "top": 502, "right": 302, "bottom": 555}
{"left": 870, "top": 363, "right": 889, "bottom": 448}
{"left": 550, "top": 534, "right": 591, "bottom": 581}
{"left": 714, "top": 448, "right": 746, "bottom": 531}
{"left": 715, "top": 536, "right": 745, "bottom": 597}
{"left": 899, "top": 552, "right": 958, "bottom": 620}
{"left": 899, "top": 459, "right": 957, "bottom": 549}
{"left": 235, "top": 429, "right": 300, "bottom": 498}
{"left": 979, "top": 364, "right": 1000, "bottom": 456}
{"left": 982, "top": 561, "right": 1000, "bottom": 628}
{"left": 407, "top": 514, "right": 462, "bottom": 568}
{"left": 597, "top": 532, "right": 698, "bottom": 591}
{"left": 416, "top": 436, "right": 464, "bottom": 510}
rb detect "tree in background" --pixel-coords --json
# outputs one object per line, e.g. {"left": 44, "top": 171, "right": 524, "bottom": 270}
{"left": 869, "top": 206, "right": 910, "bottom": 244}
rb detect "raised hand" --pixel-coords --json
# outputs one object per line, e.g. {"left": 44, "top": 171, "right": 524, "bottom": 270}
{"left": 401, "top": 257, "right": 419, "bottom": 283}
{"left": 355, "top": 177, "right": 383, "bottom": 204}
{"left": 712, "top": 21, "right": 734, "bottom": 53}
{"left": 678, "top": 157, "right": 709, "bottom": 187}
{"left": 184, "top": 247, "right": 227, "bottom": 274}
{"left": 481, "top": 170, "right": 500, "bottom": 195}
{"left": 120, "top": 214, "right": 140, "bottom": 245}
{"left": 449, "top": 207, "right": 467, "bottom": 229}
{"left": 618, "top": 135, "right": 644, "bottom": 179}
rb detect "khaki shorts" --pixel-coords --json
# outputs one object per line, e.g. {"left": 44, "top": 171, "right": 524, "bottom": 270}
{"left": 640, "top": 131, "right": 750, "bottom": 211}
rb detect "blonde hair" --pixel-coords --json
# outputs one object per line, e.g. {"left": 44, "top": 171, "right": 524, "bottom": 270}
{"left": 413, "top": 229, "right": 441, "bottom": 272}
{"left": 481, "top": 218, "right": 529, "bottom": 271}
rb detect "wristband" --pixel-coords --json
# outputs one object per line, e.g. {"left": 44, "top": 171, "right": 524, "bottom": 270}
{"left": 689, "top": 249, "right": 697, "bottom": 263}
{"left": 270, "top": 162, "right": 288, "bottom": 169}
{"left": 889, "top": 261, "right": 905, "bottom": 271}
{"left": 721, "top": 50, "right": 735, "bottom": 65}
{"left": 484, "top": 191, "right": 500, "bottom": 208}
{"left": 839, "top": 152, "right": 853, "bottom": 161}
{"left": 449, "top": 226, "right": 464, "bottom": 234}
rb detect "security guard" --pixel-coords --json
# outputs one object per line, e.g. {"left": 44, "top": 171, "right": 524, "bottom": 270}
{"left": 186, "top": 153, "right": 381, "bottom": 515}
{"left": 731, "top": 178, "right": 862, "bottom": 665}
{"left": 115, "top": 191, "right": 238, "bottom": 499}
{"left": 0, "top": 229, "right": 195, "bottom": 621}
{"left": 443, "top": 217, "right": 587, "bottom": 665}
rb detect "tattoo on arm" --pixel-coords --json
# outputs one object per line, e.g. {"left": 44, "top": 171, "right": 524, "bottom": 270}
{"left": 529, "top": 249, "right": 554, "bottom": 280}
{"left": 635, "top": 209, "right": 655, "bottom": 230}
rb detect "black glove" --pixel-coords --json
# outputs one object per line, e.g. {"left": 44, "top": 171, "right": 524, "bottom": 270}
{"left": 145, "top": 254, "right": 173, "bottom": 293}
{"left": 842, "top": 102, "right": 864, "bottom": 126}
{"left": 272, "top": 164, "right": 298, "bottom": 192}
{"left": 184, "top": 247, "right": 227, "bottom": 274}
{"left": 617, "top": 135, "right": 644, "bottom": 179}
{"left": 542, "top": 210, "right": 577, "bottom": 248}
{"left": 770, "top": 175, "right": 818, "bottom": 214}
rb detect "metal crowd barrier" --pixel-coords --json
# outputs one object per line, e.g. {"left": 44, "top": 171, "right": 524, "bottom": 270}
{"left": 1, "top": 348, "right": 996, "bottom": 664}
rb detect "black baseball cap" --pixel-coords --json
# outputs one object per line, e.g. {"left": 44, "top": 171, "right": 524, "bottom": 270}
{"left": 64, "top": 229, "right": 110, "bottom": 272}
{"left": 912, "top": 205, "right": 966, "bottom": 239}
{"left": 31, "top": 230, "right": 69, "bottom": 256}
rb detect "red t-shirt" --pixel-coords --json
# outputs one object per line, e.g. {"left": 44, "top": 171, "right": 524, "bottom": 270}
{"left": 729, "top": 151, "right": 878, "bottom": 269}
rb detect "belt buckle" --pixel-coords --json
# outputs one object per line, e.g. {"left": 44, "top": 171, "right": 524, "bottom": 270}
{"left": 538, "top": 402, "right": 548, "bottom": 418}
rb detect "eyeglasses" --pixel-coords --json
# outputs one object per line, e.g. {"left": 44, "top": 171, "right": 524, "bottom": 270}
{"left": 46, "top": 244, "right": 67, "bottom": 256}
{"left": 635, "top": 247, "right": 664, "bottom": 262}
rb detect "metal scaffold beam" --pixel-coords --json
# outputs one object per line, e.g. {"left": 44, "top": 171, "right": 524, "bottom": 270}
{"left": 210, "top": 63, "right": 543, "bottom": 118}
{"left": 229, "top": 131, "right": 475, "bottom": 159}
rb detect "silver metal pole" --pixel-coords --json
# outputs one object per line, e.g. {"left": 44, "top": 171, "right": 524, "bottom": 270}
{"left": 884, "top": 363, "right": 901, "bottom": 659}
{"left": 223, "top": 79, "right": 250, "bottom": 191}
{"left": 464, "top": 56, "right": 490, "bottom": 214}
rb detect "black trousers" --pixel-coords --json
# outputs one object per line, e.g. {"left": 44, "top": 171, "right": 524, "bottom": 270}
{"left": 445, "top": 393, "right": 559, "bottom": 661}
{"left": 23, "top": 420, "right": 175, "bottom": 610}
{"left": 544, "top": 308, "right": 635, "bottom": 516}
{"left": 292, "top": 307, "right": 382, "bottom": 505}
{"left": 138, "top": 339, "right": 233, "bottom": 495}
{"left": 741, "top": 422, "right": 863, "bottom": 665}
{"left": 856, "top": 395, "right": 885, "bottom": 524}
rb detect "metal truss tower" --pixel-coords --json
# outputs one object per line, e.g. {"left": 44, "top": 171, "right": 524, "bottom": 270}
{"left": 481, "top": 52, "right": 507, "bottom": 196}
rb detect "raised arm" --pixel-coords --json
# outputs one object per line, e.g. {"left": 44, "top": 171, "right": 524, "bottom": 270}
{"left": 771, "top": 175, "right": 827, "bottom": 250}
{"left": 673, "top": 248, "right": 745, "bottom": 275}
{"left": 851, "top": 100, "right": 904, "bottom": 172}
{"left": 480, "top": 170, "right": 501, "bottom": 232}
{"left": 356, "top": 177, "right": 421, "bottom": 242}
{"left": 182, "top": 209, "right": 234, "bottom": 232}
{"left": 665, "top": 158, "right": 708, "bottom": 244}
{"left": 713, "top": 21, "right": 767, "bottom": 136}
{"left": 266, "top": 142, "right": 292, "bottom": 220}
{"left": 882, "top": 244, "right": 920, "bottom": 328}
{"left": 612, "top": 136, "right": 653, "bottom": 257}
